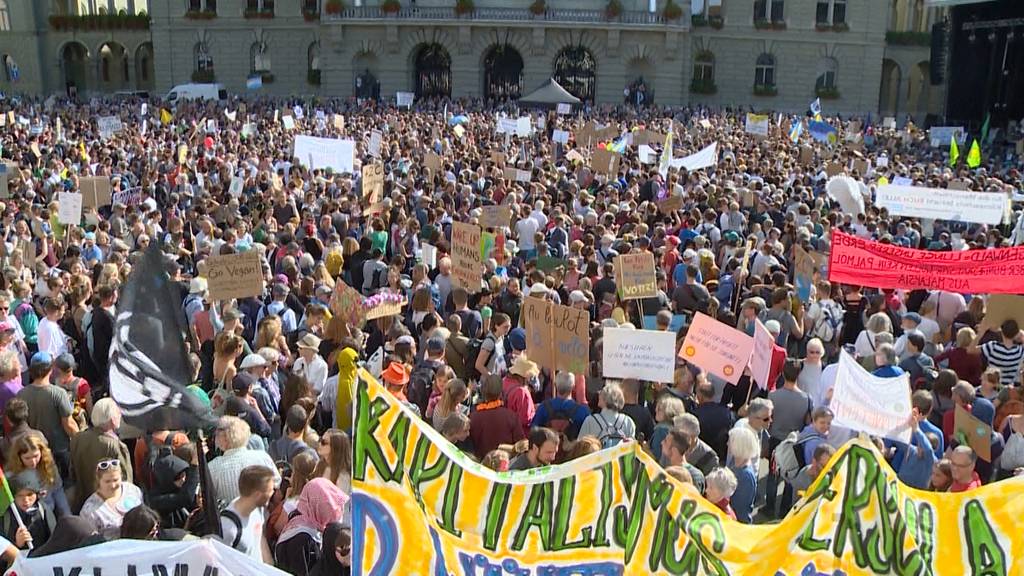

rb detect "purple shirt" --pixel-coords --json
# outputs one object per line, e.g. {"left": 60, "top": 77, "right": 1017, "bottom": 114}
{"left": 0, "top": 377, "right": 24, "bottom": 414}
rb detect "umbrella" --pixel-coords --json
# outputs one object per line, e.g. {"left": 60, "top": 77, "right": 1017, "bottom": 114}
{"left": 448, "top": 115, "right": 469, "bottom": 126}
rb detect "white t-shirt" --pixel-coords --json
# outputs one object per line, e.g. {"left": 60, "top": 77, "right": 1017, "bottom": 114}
{"left": 220, "top": 500, "right": 266, "bottom": 561}
{"left": 37, "top": 317, "right": 68, "bottom": 358}
{"left": 514, "top": 217, "right": 539, "bottom": 250}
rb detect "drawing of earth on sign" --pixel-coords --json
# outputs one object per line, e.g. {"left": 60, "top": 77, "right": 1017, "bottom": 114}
{"left": 775, "top": 563, "right": 848, "bottom": 576}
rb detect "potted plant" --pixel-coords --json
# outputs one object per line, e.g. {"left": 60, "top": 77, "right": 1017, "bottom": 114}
{"left": 529, "top": 0, "right": 546, "bottom": 16}
{"left": 454, "top": 0, "right": 474, "bottom": 16}
{"left": 326, "top": 0, "right": 344, "bottom": 15}
{"left": 753, "top": 84, "right": 777, "bottom": 96}
{"left": 691, "top": 13, "right": 706, "bottom": 26}
{"left": 605, "top": 0, "right": 622, "bottom": 19}
{"left": 381, "top": 0, "right": 401, "bottom": 14}
{"left": 663, "top": 1, "right": 682, "bottom": 21}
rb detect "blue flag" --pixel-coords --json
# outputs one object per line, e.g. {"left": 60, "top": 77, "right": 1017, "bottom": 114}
{"left": 809, "top": 97, "right": 821, "bottom": 118}
{"left": 808, "top": 120, "right": 837, "bottom": 144}
{"left": 789, "top": 119, "right": 803, "bottom": 144}
{"left": 246, "top": 75, "right": 263, "bottom": 90}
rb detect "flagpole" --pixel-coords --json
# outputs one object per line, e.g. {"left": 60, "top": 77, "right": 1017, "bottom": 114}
{"left": 10, "top": 502, "right": 32, "bottom": 551}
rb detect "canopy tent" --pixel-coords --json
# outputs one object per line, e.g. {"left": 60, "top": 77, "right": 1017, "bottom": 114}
{"left": 519, "top": 78, "right": 581, "bottom": 107}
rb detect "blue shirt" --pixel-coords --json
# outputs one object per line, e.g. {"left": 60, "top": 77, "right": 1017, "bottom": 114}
{"left": 872, "top": 365, "right": 905, "bottom": 378}
{"left": 81, "top": 244, "right": 103, "bottom": 264}
{"left": 531, "top": 397, "right": 591, "bottom": 438}
{"left": 888, "top": 417, "right": 944, "bottom": 471}
{"left": 897, "top": 427, "right": 938, "bottom": 489}
{"left": 730, "top": 464, "right": 758, "bottom": 524}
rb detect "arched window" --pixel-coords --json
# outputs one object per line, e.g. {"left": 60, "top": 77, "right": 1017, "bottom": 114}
{"left": 413, "top": 43, "right": 451, "bottom": 99}
{"left": 552, "top": 46, "right": 596, "bottom": 103}
{"left": 693, "top": 50, "right": 714, "bottom": 83}
{"left": 755, "top": 53, "right": 775, "bottom": 88}
{"left": 251, "top": 42, "right": 270, "bottom": 74}
{"left": 483, "top": 44, "right": 524, "bottom": 102}
{"left": 816, "top": 57, "right": 838, "bottom": 91}
{"left": 194, "top": 42, "right": 213, "bottom": 72}
{"left": 2, "top": 55, "right": 17, "bottom": 82}
{"left": 308, "top": 42, "right": 321, "bottom": 85}
{"left": 0, "top": 0, "right": 10, "bottom": 32}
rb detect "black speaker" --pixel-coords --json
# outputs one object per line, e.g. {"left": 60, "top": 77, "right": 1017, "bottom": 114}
{"left": 930, "top": 21, "right": 947, "bottom": 85}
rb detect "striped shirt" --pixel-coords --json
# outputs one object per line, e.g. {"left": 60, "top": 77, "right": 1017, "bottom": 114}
{"left": 980, "top": 341, "right": 1024, "bottom": 386}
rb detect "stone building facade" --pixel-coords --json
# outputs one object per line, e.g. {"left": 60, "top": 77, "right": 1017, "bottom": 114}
{"left": 0, "top": 0, "right": 946, "bottom": 120}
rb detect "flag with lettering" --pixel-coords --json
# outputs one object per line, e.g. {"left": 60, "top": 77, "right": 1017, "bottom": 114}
{"left": 108, "top": 244, "right": 213, "bottom": 432}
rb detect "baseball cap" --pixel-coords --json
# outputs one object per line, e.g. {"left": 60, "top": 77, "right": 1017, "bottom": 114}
{"left": 222, "top": 308, "right": 244, "bottom": 322}
{"left": 507, "top": 327, "right": 527, "bottom": 352}
{"left": 0, "top": 321, "right": 14, "bottom": 333}
{"left": 903, "top": 312, "right": 922, "bottom": 325}
{"left": 232, "top": 372, "right": 257, "bottom": 393}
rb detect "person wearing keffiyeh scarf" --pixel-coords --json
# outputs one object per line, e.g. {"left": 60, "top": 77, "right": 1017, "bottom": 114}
{"left": 274, "top": 478, "right": 348, "bottom": 576}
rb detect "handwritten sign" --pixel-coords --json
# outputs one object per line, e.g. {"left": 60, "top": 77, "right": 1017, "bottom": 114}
{"left": 79, "top": 176, "right": 112, "bottom": 208}
{"left": 205, "top": 251, "right": 265, "bottom": 301}
{"left": 556, "top": 103, "right": 572, "bottom": 115}
{"left": 749, "top": 319, "right": 775, "bottom": 390}
{"left": 602, "top": 327, "right": 676, "bottom": 382}
{"left": 954, "top": 404, "right": 992, "bottom": 462}
{"left": 368, "top": 130, "right": 383, "bottom": 158}
{"left": 679, "top": 312, "right": 754, "bottom": 385}
{"left": 479, "top": 205, "right": 511, "bottom": 230}
{"left": 617, "top": 252, "right": 657, "bottom": 300}
{"left": 229, "top": 176, "right": 244, "bottom": 198}
{"left": 875, "top": 184, "right": 1007, "bottom": 225}
{"left": 57, "top": 192, "right": 83, "bottom": 226}
{"left": 424, "top": 152, "right": 442, "bottom": 174}
{"left": 366, "top": 298, "right": 406, "bottom": 321}
{"left": 591, "top": 148, "right": 620, "bottom": 175}
{"left": 396, "top": 92, "right": 414, "bottom": 108}
{"left": 362, "top": 162, "right": 384, "bottom": 204}
{"left": 451, "top": 222, "right": 482, "bottom": 293}
{"left": 830, "top": 352, "right": 914, "bottom": 443}
{"left": 521, "top": 297, "right": 589, "bottom": 375}
{"left": 293, "top": 135, "right": 355, "bottom": 173}
{"left": 97, "top": 115, "right": 123, "bottom": 139}
{"left": 330, "top": 280, "right": 366, "bottom": 329}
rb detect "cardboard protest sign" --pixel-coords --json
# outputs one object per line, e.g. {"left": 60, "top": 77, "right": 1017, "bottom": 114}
{"left": 793, "top": 245, "right": 818, "bottom": 301}
{"left": 502, "top": 167, "right": 518, "bottom": 182}
{"left": 329, "top": 280, "right": 366, "bottom": 329}
{"left": 658, "top": 194, "right": 684, "bottom": 214}
{"left": 591, "top": 148, "right": 620, "bottom": 175}
{"left": 362, "top": 162, "right": 384, "bottom": 205}
{"left": 355, "top": 366, "right": 1024, "bottom": 575}
{"left": 955, "top": 404, "right": 992, "bottom": 462}
{"left": 552, "top": 304, "right": 590, "bottom": 375}
{"left": 489, "top": 151, "right": 506, "bottom": 166}
{"left": 679, "top": 312, "right": 754, "bottom": 385}
{"left": 451, "top": 222, "right": 482, "bottom": 293}
{"left": 79, "top": 177, "right": 112, "bottom": 208}
{"left": 749, "top": 320, "right": 776, "bottom": 391}
{"left": 0, "top": 162, "right": 10, "bottom": 199}
{"left": 205, "top": 251, "right": 265, "bottom": 301}
{"left": 424, "top": 152, "right": 442, "bottom": 174}
{"left": 602, "top": 327, "right": 676, "bottom": 382}
{"left": 366, "top": 297, "right": 407, "bottom": 321}
{"left": 829, "top": 230, "right": 1024, "bottom": 293}
{"left": 800, "top": 145, "right": 814, "bottom": 165}
{"left": 876, "top": 184, "right": 1005, "bottom": 225}
{"left": 479, "top": 205, "right": 511, "bottom": 230}
{"left": 831, "top": 352, "right": 913, "bottom": 444}
{"left": 826, "top": 162, "right": 844, "bottom": 177}
{"left": 981, "top": 295, "right": 1024, "bottom": 334}
{"left": 853, "top": 159, "right": 870, "bottom": 174}
{"left": 521, "top": 296, "right": 555, "bottom": 372}
{"left": 57, "top": 192, "right": 83, "bottom": 226}
{"left": 617, "top": 252, "right": 657, "bottom": 300}
{"left": 333, "top": 114, "right": 344, "bottom": 132}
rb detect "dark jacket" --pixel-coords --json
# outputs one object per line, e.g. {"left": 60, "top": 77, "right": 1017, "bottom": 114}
{"left": 275, "top": 531, "right": 320, "bottom": 576}
{"left": 89, "top": 307, "right": 115, "bottom": 387}
{"left": 147, "top": 453, "right": 198, "bottom": 529}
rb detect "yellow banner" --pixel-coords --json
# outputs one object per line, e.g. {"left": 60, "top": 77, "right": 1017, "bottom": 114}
{"left": 353, "top": 368, "right": 1023, "bottom": 575}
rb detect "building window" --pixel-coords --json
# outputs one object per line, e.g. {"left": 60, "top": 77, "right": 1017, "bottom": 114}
{"left": 755, "top": 0, "right": 784, "bottom": 21}
{"left": 308, "top": 42, "right": 321, "bottom": 84}
{"left": 251, "top": 42, "right": 271, "bottom": 74}
{"left": 755, "top": 53, "right": 775, "bottom": 88}
{"left": 247, "top": 0, "right": 274, "bottom": 13}
{"left": 195, "top": 43, "right": 213, "bottom": 71}
{"left": 693, "top": 51, "right": 714, "bottom": 82}
{"left": 552, "top": 45, "right": 596, "bottom": 103}
{"left": 816, "top": 57, "right": 838, "bottom": 91}
{"left": 0, "top": 0, "right": 9, "bottom": 32}
{"left": 302, "top": 0, "right": 318, "bottom": 12}
{"left": 2, "top": 55, "right": 17, "bottom": 82}
{"left": 816, "top": 0, "right": 845, "bottom": 25}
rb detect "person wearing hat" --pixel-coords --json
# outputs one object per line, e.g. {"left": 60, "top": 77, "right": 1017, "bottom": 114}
{"left": 380, "top": 362, "right": 419, "bottom": 417}
{"left": 504, "top": 355, "right": 539, "bottom": 436}
{"left": 293, "top": 333, "right": 327, "bottom": 406}
{"left": 17, "top": 352, "right": 79, "bottom": 482}
{"left": 239, "top": 353, "right": 277, "bottom": 432}
{"left": 408, "top": 335, "right": 447, "bottom": 416}
{"left": 1, "top": 470, "right": 55, "bottom": 550}
{"left": 229, "top": 373, "right": 272, "bottom": 440}
{"left": 183, "top": 278, "right": 208, "bottom": 330}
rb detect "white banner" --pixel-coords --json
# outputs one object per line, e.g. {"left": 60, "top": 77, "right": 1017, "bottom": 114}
{"left": 669, "top": 141, "right": 718, "bottom": 172}
{"left": 293, "top": 135, "right": 355, "bottom": 174}
{"left": 602, "top": 327, "right": 677, "bottom": 383}
{"left": 369, "top": 130, "right": 383, "bottom": 158}
{"left": 928, "top": 126, "right": 966, "bottom": 148}
{"left": 552, "top": 129, "right": 570, "bottom": 145}
{"left": 97, "top": 115, "right": 123, "bottom": 139}
{"left": 6, "top": 539, "right": 289, "bottom": 576}
{"left": 749, "top": 319, "right": 774, "bottom": 390}
{"left": 744, "top": 113, "right": 769, "bottom": 137}
{"left": 876, "top": 184, "right": 1008, "bottom": 225}
{"left": 831, "top": 352, "right": 913, "bottom": 444}
{"left": 516, "top": 117, "right": 532, "bottom": 137}
{"left": 57, "top": 192, "right": 83, "bottom": 225}
{"left": 396, "top": 91, "right": 414, "bottom": 108}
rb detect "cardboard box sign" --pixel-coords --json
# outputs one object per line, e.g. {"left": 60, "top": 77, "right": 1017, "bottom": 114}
{"left": 800, "top": 146, "right": 814, "bottom": 165}
{"left": 79, "top": 177, "right": 113, "bottom": 208}
{"left": 424, "top": 152, "right": 442, "bottom": 174}
{"left": 826, "top": 163, "right": 844, "bottom": 177}
{"left": 479, "top": 205, "right": 512, "bottom": 229}
{"left": 591, "top": 149, "right": 620, "bottom": 176}
{"left": 362, "top": 162, "right": 384, "bottom": 204}
{"left": 205, "top": 251, "right": 265, "bottom": 301}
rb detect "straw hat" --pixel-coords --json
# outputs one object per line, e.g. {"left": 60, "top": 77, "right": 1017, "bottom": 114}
{"left": 509, "top": 355, "right": 539, "bottom": 379}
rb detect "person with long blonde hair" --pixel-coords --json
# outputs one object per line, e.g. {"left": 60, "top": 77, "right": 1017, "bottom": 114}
{"left": 256, "top": 315, "right": 292, "bottom": 367}
{"left": 314, "top": 430, "right": 352, "bottom": 493}
{"left": 7, "top": 433, "right": 70, "bottom": 516}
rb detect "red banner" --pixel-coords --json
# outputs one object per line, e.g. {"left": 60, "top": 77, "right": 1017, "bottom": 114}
{"left": 828, "top": 231, "right": 1024, "bottom": 294}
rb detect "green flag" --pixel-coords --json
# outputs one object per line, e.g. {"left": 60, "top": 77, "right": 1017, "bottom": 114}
{"left": 981, "top": 113, "right": 990, "bottom": 145}
{"left": 0, "top": 466, "right": 13, "bottom": 518}
{"left": 967, "top": 139, "right": 982, "bottom": 168}
{"left": 949, "top": 135, "right": 960, "bottom": 167}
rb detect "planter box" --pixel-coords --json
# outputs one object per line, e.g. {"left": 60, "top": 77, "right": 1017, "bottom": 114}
{"left": 816, "top": 87, "right": 840, "bottom": 99}
{"left": 243, "top": 9, "right": 275, "bottom": 19}
{"left": 185, "top": 10, "right": 217, "bottom": 19}
{"left": 753, "top": 85, "right": 777, "bottom": 96}
{"left": 754, "top": 19, "right": 786, "bottom": 30}
{"left": 302, "top": 10, "right": 320, "bottom": 21}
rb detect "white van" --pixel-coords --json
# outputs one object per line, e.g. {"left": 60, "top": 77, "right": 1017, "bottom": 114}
{"left": 164, "top": 83, "right": 227, "bottom": 103}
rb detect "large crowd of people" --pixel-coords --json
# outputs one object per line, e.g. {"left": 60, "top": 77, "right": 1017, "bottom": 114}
{"left": 0, "top": 89, "right": 1020, "bottom": 573}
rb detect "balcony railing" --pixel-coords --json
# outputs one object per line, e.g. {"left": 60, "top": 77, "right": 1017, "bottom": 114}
{"left": 326, "top": 5, "right": 684, "bottom": 26}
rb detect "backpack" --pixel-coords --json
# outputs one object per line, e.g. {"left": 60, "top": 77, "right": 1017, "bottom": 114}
{"left": 543, "top": 399, "right": 574, "bottom": 437}
{"left": 594, "top": 413, "right": 628, "bottom": 449}
{"left": 408, "top": 362, "right": 439, "bottom": 414}
{"left": 812, "top": 300, "right": 844, "bottom": 343}
{"left": 995, "top": 387, "right": 1024, "bottom": 432}
{"left": 219, "top": 509, "right": 244, "bottom": 549}
{"left": 773, "top": 431, "right": 822, "bottom": 482}
{"left": 465, "top": 335, "right": 495, "bottom": 381}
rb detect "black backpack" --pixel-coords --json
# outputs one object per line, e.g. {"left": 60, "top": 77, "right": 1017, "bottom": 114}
{"left": 543, "top": 399, "right": 576, "bottom": 439}
{"left": 464, "top": 338, "right": 485, "bottom": 381}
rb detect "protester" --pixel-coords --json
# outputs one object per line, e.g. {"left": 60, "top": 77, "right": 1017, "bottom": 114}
{"left": 78, "top": 459, "right": 143, "bottom": 539}
{"left": 275, "top": 479, "right": 349, "bottom": 576}
{"left": 220, "top": 465, "right": 276, "bottom": 561}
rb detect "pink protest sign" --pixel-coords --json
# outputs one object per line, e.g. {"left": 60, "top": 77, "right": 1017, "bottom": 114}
{"left": 679, "top": 312, "right": 754, "bottom": 385}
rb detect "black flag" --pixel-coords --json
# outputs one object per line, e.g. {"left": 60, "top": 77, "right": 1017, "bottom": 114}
{"left": 108, "top": 244, "right": 214, "bottom": 432}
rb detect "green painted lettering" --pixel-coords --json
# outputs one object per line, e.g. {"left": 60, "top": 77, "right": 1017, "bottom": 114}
{"left": 592, "top": 462, "right": 613, "bottom": 547}
{"left": 551, "top": 477, "right": 591, "bottom": 551}
{"left": 798, "top": 507, "right": 832, "bottom": 553}
{"left": 482, "top": 483, "right": 511, "bottom": 551}
{"left": 351, "top": 386, "right": 392, "bottom": 481}
{"left": 408, "top": 435, "right": 449, "bottom": 505}
{"left": 438, "top": 463, "right": 463, "bottom": 537}
{"left": 832, "top": 447, "right": 878, "bottom": 567}
{"left": 613, "top": 462, "right": 649, "bottom": 564}
{"left": 511, "top": 482, "right": 554, "bottom": 551}
{"left": 386, "top": 413, "right": 411, "bottom": 483}
{"left": 963, "top": 499, "right": 1007, "bottom": 576}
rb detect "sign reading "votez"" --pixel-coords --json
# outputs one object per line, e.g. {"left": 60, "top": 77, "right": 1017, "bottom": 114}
{"left": 617, "top": 252, "right": 657, "bottom": 300}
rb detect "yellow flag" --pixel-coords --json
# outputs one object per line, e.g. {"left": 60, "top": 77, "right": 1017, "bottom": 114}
{"left": 949, "top": 135, "right": 959, "bottom": 167}
{"left": 160, "top": 108, "right": 173, "bottom": 125}
{"left": 967, "top": 139, "right": 982, "bottom": 168}
{"left": 79, "top": 141, "right": 89, "bottom": 162}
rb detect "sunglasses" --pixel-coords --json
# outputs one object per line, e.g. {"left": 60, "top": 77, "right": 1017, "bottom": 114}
{"left": 97, "top": 459, "right": 121, "bottom": 471}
